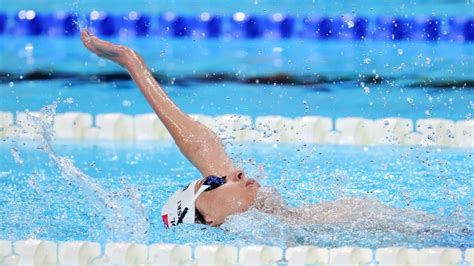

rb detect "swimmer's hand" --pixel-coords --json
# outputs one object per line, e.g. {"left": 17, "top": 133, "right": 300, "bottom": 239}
{"left": 80, "top": 29, "right": 136, "bottom": 68}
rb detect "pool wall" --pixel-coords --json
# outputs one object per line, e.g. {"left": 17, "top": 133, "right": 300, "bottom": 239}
{"left": 1, "top": 111, "right": 472, "bottom": 147}
{"left": 0, "top": 240, "right": 473, "bottom": 265}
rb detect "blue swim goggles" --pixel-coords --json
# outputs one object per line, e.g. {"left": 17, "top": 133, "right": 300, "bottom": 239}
{"left": 203, "top": 175, "right": 226, "bottom": 191}
{"left": 193, "top": 175, "right": 226, "bottom": 224}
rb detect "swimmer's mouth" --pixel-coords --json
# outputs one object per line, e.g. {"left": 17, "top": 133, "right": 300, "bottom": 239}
{"left": 246, "top": 178, "right": 259, "bottom": 187}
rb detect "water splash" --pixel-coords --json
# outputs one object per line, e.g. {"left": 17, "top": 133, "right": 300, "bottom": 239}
{"left": 22, "top": 102, "right": 149, "bottom": 242}
{"left": 222, "top": 187, "right": 473, "bottom": 248}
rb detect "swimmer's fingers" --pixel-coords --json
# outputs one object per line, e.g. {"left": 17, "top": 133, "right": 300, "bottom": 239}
{"left": 80, "top": 29, "right": 131, "bottom": 63}
{"left": 81, "top": 29, "right": 101, "bottom": 55}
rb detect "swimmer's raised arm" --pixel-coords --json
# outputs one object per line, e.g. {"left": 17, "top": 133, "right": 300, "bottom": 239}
{"left": 80, "top": 30, "right": 237, "bottom": 177}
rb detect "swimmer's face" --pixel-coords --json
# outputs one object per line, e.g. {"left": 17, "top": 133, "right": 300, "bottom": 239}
{"left": 196, "top": 171, "right": 260, "bottom": 226}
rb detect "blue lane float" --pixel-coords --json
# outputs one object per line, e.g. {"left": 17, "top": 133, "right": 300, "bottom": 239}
{"left": 1, "top": 10, "right": 473, "bottom": 42}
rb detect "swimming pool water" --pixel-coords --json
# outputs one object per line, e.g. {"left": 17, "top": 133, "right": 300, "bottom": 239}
{"left": 1, "top": 37, "right": 473, "bottom": 120}
{"left": 0, "top": 140, "right": 472, "bottom": 248}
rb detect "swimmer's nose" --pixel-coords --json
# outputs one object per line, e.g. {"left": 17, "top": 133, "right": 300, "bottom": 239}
{"left": 228, "top": 169, "right": 244, "bottom": 182}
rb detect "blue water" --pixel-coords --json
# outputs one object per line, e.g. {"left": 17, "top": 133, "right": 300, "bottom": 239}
{"left": 1, "top": 37, "right": 473, "bottom": 120}
{"left": 0, "top": 139, "right": 473, "bottom": 248}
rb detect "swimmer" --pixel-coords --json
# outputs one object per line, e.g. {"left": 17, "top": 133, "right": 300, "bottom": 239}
{"left": 80, "top": 30, "right": 436, "bottom": 231}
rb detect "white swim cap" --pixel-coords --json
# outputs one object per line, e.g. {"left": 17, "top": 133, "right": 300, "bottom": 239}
{"left": 161, "top": 180, "right": 209, "bottom": 228}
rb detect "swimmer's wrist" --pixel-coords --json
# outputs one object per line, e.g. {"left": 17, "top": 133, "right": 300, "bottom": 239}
{"left": 122, "top": 50, "right": 145, "bottom": 70}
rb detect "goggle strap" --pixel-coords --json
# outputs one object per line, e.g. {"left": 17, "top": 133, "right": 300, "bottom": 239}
{"left": 186, "top": 184, "right": 209, "bottom": 210}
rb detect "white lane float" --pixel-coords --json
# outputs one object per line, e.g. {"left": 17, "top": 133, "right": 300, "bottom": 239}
{"left": 0, "top": 240, "right": 13, "bottom": 264}
{"left": 53, "top": 112, "right": 93, "bottom": 139}
{"left": 14, "top": 240, "right": 57, "bottom": 265}
{"left": 3, "top": 111, "right": 474, "bottom": 148}
{"left": 286, "top": 246, "right": 329, "bottom": 265}
{"left": 134, "top": 113, "right": 170, "bottom": 140}
{"left": 147, "top": 244, "right": 192, "bottom": 265}
{"left": 375, "top": 247, "right": 420, "bottom": 265}
{"left": 239, "top": 245, "right": 283, "bottom": 265}
{"left": 455, "top": 120, "right": 474, "bottom": 148}
{"left": 416, "top": 118, "right": 456, "bottom": 146}
{"left": 95, "top": 113, "right": 135, "bottom": 140}
{"left": 328, "top": 247, "right": 372, "bottom": 265}
{"left": 14, "top": 111, "right": 52, "bottom": 139}
{"left": 214, "top": 114, "right": 253, "bottom": 141}
{"left": 0, "top": 112, "right": 13, "bottom": 138}
{"left": 374, "top": 118, "right": 413, "bottom": 145}
{"left": 195, "top": 245, "right": 237, "bottom": 265}
{"left": 58, "top": 241, "right": 101, "bottom": 266}
{"left": 292, "top": 116, "right": 332, "bottom": 143}
{"left": 255, "top": 115, "right": 287, "bottom": 143}
{"left": 335, "top": 117, "right": 375, "bottom": 145}
{"left": 91, "top": 243, "right": 147, "bottom": 265}
{"left": 417, "top": 248, "right": 462, "bottom": 266}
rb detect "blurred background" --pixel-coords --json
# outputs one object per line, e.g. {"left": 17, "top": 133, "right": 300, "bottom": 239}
{"left": 0, "top": 0, "right": 473, "bottom": 120}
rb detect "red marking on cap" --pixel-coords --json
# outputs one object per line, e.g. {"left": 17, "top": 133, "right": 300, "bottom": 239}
{"left": 162, "top": 214, "right": 169, "bottom": 228}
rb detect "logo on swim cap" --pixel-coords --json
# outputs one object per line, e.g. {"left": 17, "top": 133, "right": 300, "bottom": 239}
{"left": 161, "top": 180, "right": 209, "bottom": 228}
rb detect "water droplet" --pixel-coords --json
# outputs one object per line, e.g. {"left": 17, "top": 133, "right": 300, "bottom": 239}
{"left": 303, "top": 101, "right": 310, "bottom": 111}
{"left": 122, "top": 100, "right": 132, "bottom": 107}
{"left": 406, "top": 97, "right": 414, "bottom": 105}
{"left": 425, "top": 57, "right": 431, "bottom": 65}
{"left": 11, "top": 148, "right": 24, "bottom": 165}
{"left": 346, "top": 20, "right": 354, "bottom": 28}
{"left": 9, "top": 81, "right": 14, "bottom": 87}
{"left": 363, "top": 86, "right": 370, "bottom": 94}
{"left": 397, "top": 48, "right": 403, "bottom": 55}
{"left": 363, "top": 58, "right": 371, "bottom": 64}
{"left": 63, "top": 97, "right": 74, "bottom": 104}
